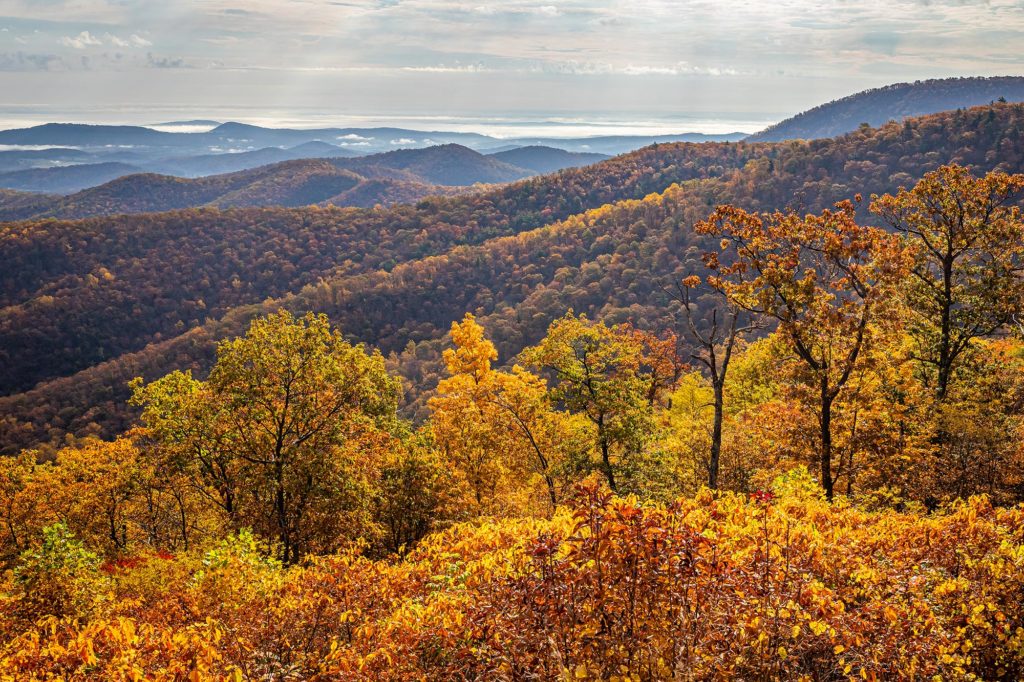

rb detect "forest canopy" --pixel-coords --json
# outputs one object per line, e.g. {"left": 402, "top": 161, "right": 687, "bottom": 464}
{"left": 1, "top": 163, "right": 1023, "bottom": 680}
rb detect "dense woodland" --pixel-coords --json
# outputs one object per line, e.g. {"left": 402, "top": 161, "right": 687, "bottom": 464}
{"left": 0, "top": 156, "right": 1023, "bottom": 677}
{"left": 2, "top": 97, "right": 1024, "bottom": 679}
{"left": 0, "top": 137, "right": 760, "bottom": 402}
{"left": 3, "top": 103, "right": 1024, "bottom": 457}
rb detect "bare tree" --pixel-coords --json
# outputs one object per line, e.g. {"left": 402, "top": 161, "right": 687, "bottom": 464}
{"left": 668, "top": 275, "right": 762, "bottom": 489}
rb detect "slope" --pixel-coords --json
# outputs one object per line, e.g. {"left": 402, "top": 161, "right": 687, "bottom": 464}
{"left": 748, "top": 76, "right": 1024, "bottom": 141}
{"left": 2, "top": 102, "right": 1023, "bottom": 454}
{"left": 0, "top": 162, "right": 142, "bottom": 194}
{"left": 487, "top": 146, "right": 609, "bottom": 174}
{"left": 0, "top": 139, "right": 762, "bottom": 398}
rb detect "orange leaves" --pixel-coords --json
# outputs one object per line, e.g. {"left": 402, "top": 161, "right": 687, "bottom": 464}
{"left": 0, "top": 485, "right": 1022, "bottom": 679}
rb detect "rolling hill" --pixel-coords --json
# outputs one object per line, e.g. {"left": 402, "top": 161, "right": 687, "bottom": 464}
{"left": 487, "top": 146, "right": 608, "bottom": 174}
{"left": 2, "top": 102, "right": 1023, "bottom": 455}
{"left": 0, "top": 138, "right": 766, "bottom": 400}
{"left": 0, "top": 144, "right": 591, "bottom": 220}
{"left": 747, "top": 76, "right": 1024, "bottom": 141}
{"left": 152, "top": 141, "right": 358, "bottom": 177}
{"left": 337, "top": 144, "right": 533, "bottom": 185}
{"left": 0, "top": 162, "right": 143, "bottom": 193}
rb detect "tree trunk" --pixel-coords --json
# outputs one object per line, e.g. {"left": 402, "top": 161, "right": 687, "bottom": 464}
{"left": 275, "top": 459, "right": 290, "bottom": 563}
{"left": 937, "top": 255, "right": 954, "bottom": 400}
{"left": 598, "top": 416, "right": 617, "bottom": 492}
{"left": 820, "top": 385, "right": 834, "bottom": 501}
{"left": 709, "top": 381, "right": 724, "bottom": 489}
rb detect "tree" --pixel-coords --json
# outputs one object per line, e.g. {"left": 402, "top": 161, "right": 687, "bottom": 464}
{"left": 429, "top": 314, "right": 582, "bottom": 515}
{"left": 373, "top": 432, "right": 452, "bottom": 555}
{"left": 871, "top": 164, "right": 1024, "bottom": 399}
{"left": 697, "top": 201, "right": 909, "bottom": 499}
{"left": 521, "top": 313, "right": 682, "bottom": 493}
{"left": 670, "top": 275, "right": 762, "bottom": 488}
{"left": 132, "top": 311, "right": 401, "bottom": 562}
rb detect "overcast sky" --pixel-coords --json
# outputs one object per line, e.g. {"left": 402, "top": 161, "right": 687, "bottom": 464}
{"left": 0, "top": 0, "right": 1022, "bottom": 130}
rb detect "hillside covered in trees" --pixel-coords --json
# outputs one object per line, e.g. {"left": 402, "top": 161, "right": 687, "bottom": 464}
{"left": 0, "top": 155, "right": 1023, "bottom": 677}
{"left": 0, "top": 144, "right": 548, "bottom": 221}
{"left": 3, "top": 102, "right": 1023, "bottom": 457}
{"left": 748, "top": 76, "right": 1024, "bottom": 141}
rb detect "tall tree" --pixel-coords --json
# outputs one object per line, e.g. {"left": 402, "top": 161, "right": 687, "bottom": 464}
{"left": 670, "top": 275, "right": 762, "bottom": 488}
{"left": 871, "top": 164, "right": 1024, "bottom": 399}
{"left": 430, "top": 314, "right": 581, "bottom": 514}
{"left": 132, "top": 311, "right": 400, "bottom": 562}
{"left": 521, "top": 313, "right": 681, "bottom": 493}
{"left": 697, "top": 201, "right": 908, "bottom": 499}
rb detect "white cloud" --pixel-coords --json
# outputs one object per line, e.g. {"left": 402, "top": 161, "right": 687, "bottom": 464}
{"left": 402, "top": 63, "right": 492, "bottom": 73}
{"left": 390, "top": 138, "right": 416, "bottom": 145}
{"left": 59, "top": 31, "right": 102, "bottom": 49}
{"left": 104, "top": 33, "right": 152, "bottom": 48}
{"left": 338, "top": 133, "right": 373, "bottom": 141}
{"left": 619, "top": 63, "right": 743, "bottom": 77}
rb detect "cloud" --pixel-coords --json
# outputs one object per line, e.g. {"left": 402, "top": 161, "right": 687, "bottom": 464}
{"left": 4, "top": 0, "right": 1024, "bottom": 122}
{"left": 533, "top": 60, "right": 745, "bottom": 77}
{"left": 59, "top": 31, "right": 102, "bottom": 49}
{"left": 619, "top": 63, "right": 743, "bottom": 77}
{"left": 337, "top": 133, "right": 373, "bottom": 140}
{"left": 390, "top": 138, "right": 416, "bottom": 145}
{"left": 401, "top": 63, "right": 492, "bottom": 73}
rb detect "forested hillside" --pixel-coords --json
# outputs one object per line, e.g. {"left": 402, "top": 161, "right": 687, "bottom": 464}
{"left": 2, "top": 102, "right": 1022, "bottom": 456}
{"left": 0, "top": 144, "right": 534, "bottom": 221}
{"left": 1, "top": 158, "right": 1023, "bottom": 676}
{"left": 0, "top": 139, "right": 760, "bottom": 400}
{"left": 748, "top": 76, "right": 1024, "bottom": 141}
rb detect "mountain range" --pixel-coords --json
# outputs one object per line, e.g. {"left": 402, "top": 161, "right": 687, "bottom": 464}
{"left": 2, "top": 99, "right": 1022, "bottom": 455}
{"left": 0, "top": 77, "right": 1020, "bottom": 204}
{"left": 0, "top": 121, "right": 735, "bottom": 188}
{"left": 0, "top": 144, "right": 611, "bottom": 220}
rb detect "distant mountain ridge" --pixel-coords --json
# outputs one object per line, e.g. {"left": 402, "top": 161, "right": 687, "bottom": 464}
{"left": 0, "top": 162, "right": 142, "bottom": 194}
{"left": 488, "top": 146, "right": 608, "bottom": 174}
{"left": 748, "top": 76, "right": 1024, "bottom": 141}
{"left": 0, "top": 143, "right": 607, "bottom": 220}
{"left": 3, "top": 102, "right": 1023, "bottom": 453}
{"left": 0, "top": 118, "right": 679, "bottom": 195}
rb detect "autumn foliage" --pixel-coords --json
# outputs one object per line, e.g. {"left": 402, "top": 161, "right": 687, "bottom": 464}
{"left": 0, "top": 164, "right": 1023, "bottom": 679}
{"left": 1, "top": 477, "right": 1023, "bottom": 680}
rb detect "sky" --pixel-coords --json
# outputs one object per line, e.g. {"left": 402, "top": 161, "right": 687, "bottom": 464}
{"left": 0, "top": 0, "right": 1022, "bottom": 134}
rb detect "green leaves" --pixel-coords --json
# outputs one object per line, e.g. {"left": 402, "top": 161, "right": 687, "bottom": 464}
{"left": 521, "top": 313, "right": 680, "bottom": 493}
{"left": 131, "top": 310, "right": 402, "bottom": 562}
